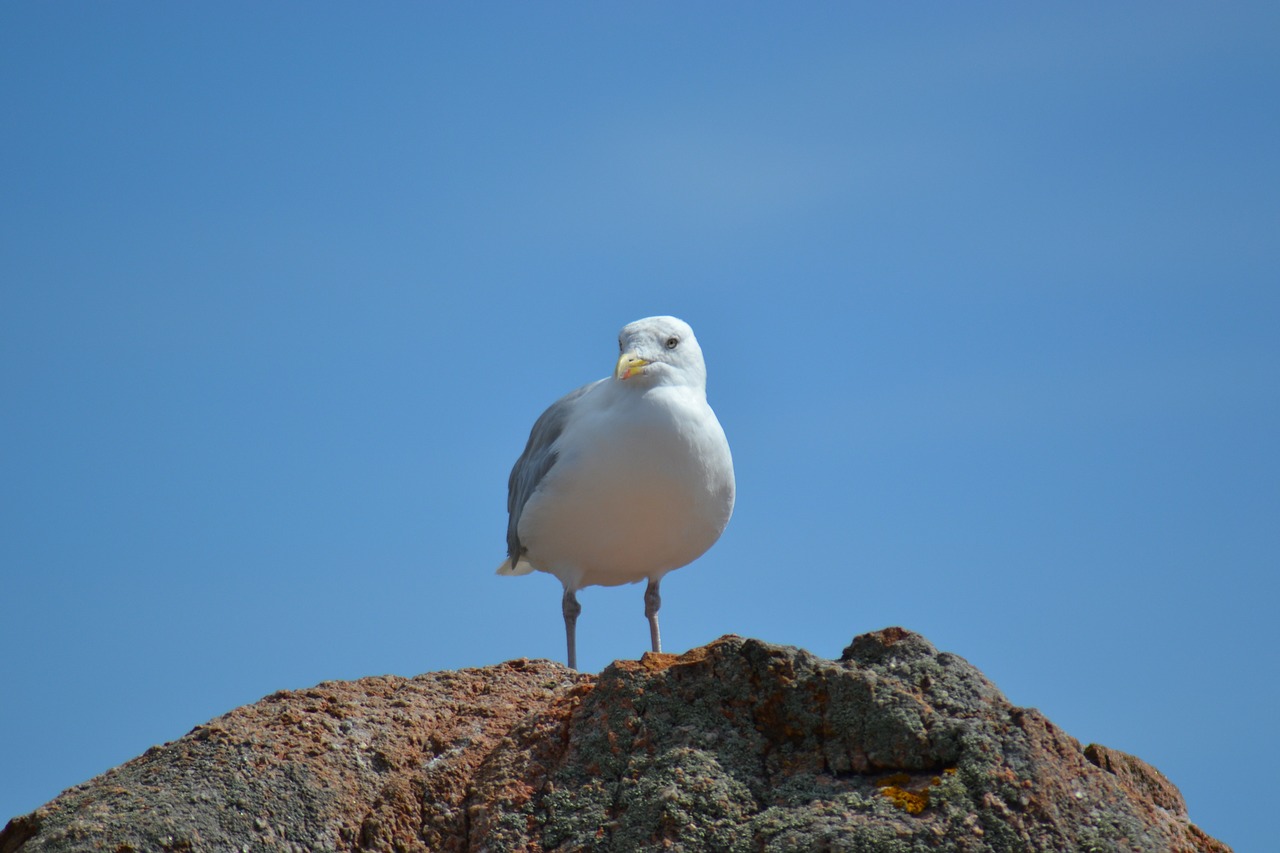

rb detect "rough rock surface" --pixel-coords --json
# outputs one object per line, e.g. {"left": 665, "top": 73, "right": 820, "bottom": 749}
{"left": 2, "top": 628, "right": 1230, "bottom": 852}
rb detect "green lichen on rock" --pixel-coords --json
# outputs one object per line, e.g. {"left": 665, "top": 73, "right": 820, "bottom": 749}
{"left": 509, "top": 630, "right": 1221, "bottom": 851}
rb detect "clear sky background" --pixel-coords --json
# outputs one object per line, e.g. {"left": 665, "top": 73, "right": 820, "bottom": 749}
{"left": 2, "top": 4, "right": 1276, "bottom": 849}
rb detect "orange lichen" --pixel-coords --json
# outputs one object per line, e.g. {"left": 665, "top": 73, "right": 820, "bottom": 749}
{"left": 880, "top": 785, "right": 930, "bottom": 814}
{"left": 876, "top": 769, "right": 955, "bottom": 815}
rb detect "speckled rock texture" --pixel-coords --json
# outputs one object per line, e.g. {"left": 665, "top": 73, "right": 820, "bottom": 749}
{"left": 2, "top": 628, "right": 1230, "bottom": 852}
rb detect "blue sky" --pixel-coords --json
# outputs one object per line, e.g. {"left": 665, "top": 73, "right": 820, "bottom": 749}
{"left": 2, "top": 4, "right": 1276, "bottom": 849}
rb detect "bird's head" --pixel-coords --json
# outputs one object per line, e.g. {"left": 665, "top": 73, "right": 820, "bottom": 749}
{"left": 613, "top": 316, "right": 707, "bottom": 389}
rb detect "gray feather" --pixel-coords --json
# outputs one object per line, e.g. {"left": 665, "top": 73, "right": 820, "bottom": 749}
{"left": 506, "top": 379, "right": 603, "bottom": 565}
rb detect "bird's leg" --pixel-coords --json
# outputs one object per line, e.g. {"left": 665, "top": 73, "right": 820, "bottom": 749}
{"left": 562, "top": 588, "right": 581, "bottom": 670}
{"left": 644, "top": 578, "right": 662, "bottom": 654}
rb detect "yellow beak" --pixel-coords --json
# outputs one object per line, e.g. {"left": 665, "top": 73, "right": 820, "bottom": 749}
{"left": 615, "top": 352, "right": 650, "bottom": 380}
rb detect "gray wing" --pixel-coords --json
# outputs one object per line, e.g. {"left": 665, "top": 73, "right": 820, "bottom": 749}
{"left": 507, "top": 379, "right": 604, "bottom": 565}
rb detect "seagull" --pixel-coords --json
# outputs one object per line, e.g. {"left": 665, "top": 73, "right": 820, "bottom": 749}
{"left": 497, "top": 316, "right": 735, "bottom": 670}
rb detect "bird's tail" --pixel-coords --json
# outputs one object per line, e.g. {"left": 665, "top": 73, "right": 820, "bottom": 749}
{"left": 495, "top": 556, "right": 535, "bottom": 576}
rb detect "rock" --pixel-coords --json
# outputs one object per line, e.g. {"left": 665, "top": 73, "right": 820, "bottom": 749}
{"left": 1, "top": 629, "right": 1231, "bottom": 852}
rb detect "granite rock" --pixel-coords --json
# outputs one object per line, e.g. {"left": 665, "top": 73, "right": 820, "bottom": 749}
{"left": 1, "top": 628, "right": 1230, "bottom": 852}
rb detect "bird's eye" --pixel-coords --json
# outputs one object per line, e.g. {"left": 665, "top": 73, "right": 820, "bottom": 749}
{"left": 665, "top": 336, "right": 679, "bottom": 350}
